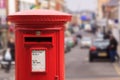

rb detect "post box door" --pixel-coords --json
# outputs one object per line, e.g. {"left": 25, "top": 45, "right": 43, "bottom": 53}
{"left": 29, "top": 47, "right": 57, "bottom": 80}
{"left": 17, "top": 31, "right": 58, "bottom": 80}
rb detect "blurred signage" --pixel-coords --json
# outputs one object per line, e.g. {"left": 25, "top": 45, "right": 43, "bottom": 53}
{"left": 80, "top": 15, "right": 91, "bottom": 21}
{"left": 0, "top": 0, "right": 6, "bottom": 8}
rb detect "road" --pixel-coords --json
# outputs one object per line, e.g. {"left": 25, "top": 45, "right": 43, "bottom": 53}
{"left": 65, "top": 45, "right": 120, "bottom": 80}
{"left": 65, "top": 31, "right": 120, "bottom": 80}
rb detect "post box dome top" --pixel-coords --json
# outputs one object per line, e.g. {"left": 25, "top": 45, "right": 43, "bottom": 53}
{"left": 10, "top": 9, "right": 71, "bottom": 16}
{"left": 8, "top": 9, "right": 71, "bottom": 24}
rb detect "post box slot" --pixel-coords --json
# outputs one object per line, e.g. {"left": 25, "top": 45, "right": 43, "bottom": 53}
{"left": 24, "top": 37, "right": 52, "bottom": 42}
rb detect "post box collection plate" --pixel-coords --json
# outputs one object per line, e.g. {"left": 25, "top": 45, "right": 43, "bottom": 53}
{"left": 31, "top": 49, "right": 46, "bottom": 72}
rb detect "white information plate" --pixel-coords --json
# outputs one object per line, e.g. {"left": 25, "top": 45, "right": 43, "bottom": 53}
{"left": 32, "top": 50, "right": 46, "bottom": 72}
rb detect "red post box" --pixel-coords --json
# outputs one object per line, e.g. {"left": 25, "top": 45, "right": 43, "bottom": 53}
{"left": 8, "top": 10, "right": 71, "bottom": 80}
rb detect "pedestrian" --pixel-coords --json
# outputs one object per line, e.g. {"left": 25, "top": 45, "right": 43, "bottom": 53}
{"left": 3, "top": 48, "right": 12, "bottom": 72}
{"left": 104, "top": 31, "right": 111, "bottom": 39}
{"left": 3, "top": 37, "right": 15, "bottom": 72}
{"left": 8, "top": 37, "right": 15, "bottom": 61}
{"left": 109, "top": 35, "right": 119, "bottom": 62}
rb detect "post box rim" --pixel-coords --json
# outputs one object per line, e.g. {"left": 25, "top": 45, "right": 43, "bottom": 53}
{"left": 8, "top": 9, "right": 71, "bottom": 26}
{"left": 8, "top": 9, "right": 71, "bottom": 22}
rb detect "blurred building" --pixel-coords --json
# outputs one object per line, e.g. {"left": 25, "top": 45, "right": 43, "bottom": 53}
{"left": 0, "top": 0, "right": 7, "bottom": 28}
{"left": 7, "top": 0, "right": 64, "bottom": 25}
{"left": 0, "top": 0, "right": 64, "bottom": 49}
{"left": 102, "top": 0, "right": 120, "bottom": 42}
{"left": 0, "top": 0, "right": 8, "bottom": 48}
{"left": 40, "top": 0, "right": 64, "bottom": 11}
{"left": 97, "top": 0, "right": 109, "bottom": 19}
{"left": 7, "top": 0, "right": 64, "bottom": 12}
{"left": 18, "top": 0, "right": 36, "bottom": 11}
{"left": 103, "top": 0, "right": 119, "bottom": 19}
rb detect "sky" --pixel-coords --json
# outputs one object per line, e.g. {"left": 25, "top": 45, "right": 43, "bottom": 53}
{"left": 65, "top": 0, "right": 98, "bottom": 12}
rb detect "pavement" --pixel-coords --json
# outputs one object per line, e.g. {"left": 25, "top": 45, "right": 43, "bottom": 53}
{"left": 0, "top": 66, "right": 15, "bottom": 80}
{"left": 0, "top": 49, "right": 14, "bottom": 80}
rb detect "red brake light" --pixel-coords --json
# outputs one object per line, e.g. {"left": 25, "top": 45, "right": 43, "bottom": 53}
{"left": 90, "top": 46, "right": 96, "bottom": 51}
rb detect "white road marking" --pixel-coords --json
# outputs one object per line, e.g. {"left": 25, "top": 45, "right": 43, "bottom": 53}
{"left": 113, "top": 63, "right": 120, "bottom": 75}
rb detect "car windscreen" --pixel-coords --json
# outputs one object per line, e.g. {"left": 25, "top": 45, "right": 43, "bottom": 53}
{"left": 93, "top": 40, "right": 109, "bottom": 47}
{"left": 82, "top": 38, "right": 91, "bottom": 41}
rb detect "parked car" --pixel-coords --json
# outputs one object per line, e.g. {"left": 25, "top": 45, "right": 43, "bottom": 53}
{"left": 72, "top": 34, "right": 78, "bottom": 46}
{"left": 84, "top": 23, "right": 92, "bottom": 32}
{"left": 68, "top": 24, "right": 80, "bottom": 34}
{"left": 65, "top": 37, "right": 75, "bottom": 48}
{"left": 75, "top": 31, "right": 82, "bottom": 39}
{"left": 64, "top": 36, "right": 71, "bottom": 53}
{"left": 80, "top": 37, "right": 92, "bottom": 48}
{"left": 96, "top": 32, "right": 104, "bottom": 39}
{"left": 65, "top": 30, "right": 72, "bottom": 37}
{"left": 65, "top": 31, "right": 77, "bottom": 48}
{"left": 89, "top": 39, "right": 110, "bottom": 62}
{"left": 64, "top": 44, "right": 71, "bottom": 53}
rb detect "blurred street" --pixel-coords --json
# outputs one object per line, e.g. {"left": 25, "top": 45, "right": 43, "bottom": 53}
{"left": 0, "top": 28, "right": 120, "bottom": 80}
{"left": 1, "top": 0, "right": 120, "bottom": 80}
{"left": 65, "top": 30, "right": 120, "bottom": 80}
{"left": 0, "top": 30, "right": 120, "bottom": 80}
